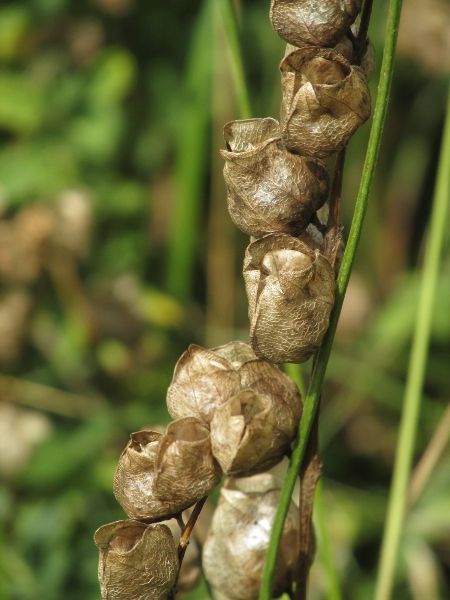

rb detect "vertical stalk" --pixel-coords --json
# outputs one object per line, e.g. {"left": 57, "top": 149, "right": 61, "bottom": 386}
{"left": 165, "top": 0, "right": 213, "bottom": 301}
{"left": 374, "top": 83, "right": 450, "bottom": 600}
{"left": 259, "top": 0, "right": 404, "bottom": 597}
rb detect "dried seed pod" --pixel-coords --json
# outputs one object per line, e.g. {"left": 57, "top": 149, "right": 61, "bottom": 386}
{"left": 94, "top": 520, "right": 178, "bottom": 600}
{"left": 166, "top": 344, "right": 242, "bottom": 424}
{"left": 213, "top": 339, "right": 258, "bottom": 365}
{"left": 203, "top": 474, "right": 298, "bottom": 600}
{"left": 166, "top": 342, "right": 302, "bottom": 430}
{"left": 280, "top": 47, "right": 371, "bottom": 158}
{"left": 154, "top": 417, "right": 222, "bottom": 505}
{"left": 270, "top": 0, "right": 362, "bottom": 48}
{"left": 244, "top": 233, "right": 335, "bottom": 363}
{"left": 210, "top": 390, "right": 291, "bottom": 476}
{"left": 221, "top": 118, "right": 329, "bottom": 238}
{"left": 333, "top": 17, "right": 376, "bottom": 81}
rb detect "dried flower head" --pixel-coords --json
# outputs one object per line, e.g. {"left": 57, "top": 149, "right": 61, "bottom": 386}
{"left": 203, "top": 474, "right": 298, "bottom": 600}
{"left": 221, "top": 118, "right": 329, "bottom": 238}
{"left": 280, "top": 47, "right": 371, "bottom": 158}
{"left": 270, "top": 0, "right": 362, "bottom": 48}
{"left": 333, "top": 17, "right": 376, "bottom": 81}
{"left": 94, "top": 520, "right": 178, "bottom": 600}
{"left": 244, "top": 233, "right": 335, "bottom": 363}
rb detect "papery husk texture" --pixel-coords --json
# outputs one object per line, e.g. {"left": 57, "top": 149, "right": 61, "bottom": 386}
{"left": 166, "top": 341, "right": 301, "bottom": 426}
{"left": 244, "top": 233, "right": 335, "bottom": 364}
{"left": 94, "top": 520, "right": 178, "bottom": 600}
{"left": 203, "top": 474, "right": 298, "bottom": 600}
{"left": 221, "top": 118, "right": 329, "bottom": 238}
{"left": 154, "top": 417, "right": 222, "bottom": 504}
{"left": 270, "top": 0, "right": 362, "bottom": 48}
{"left": 280, "top": 47, "right": 371, "bottom": 158}
{"left": 210, "top": 390, "right": 292, "bottom": 476}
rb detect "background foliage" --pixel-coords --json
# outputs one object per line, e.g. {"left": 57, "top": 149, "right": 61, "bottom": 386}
{"left": 0, "top": 0, "right": 449, "bottom": 598}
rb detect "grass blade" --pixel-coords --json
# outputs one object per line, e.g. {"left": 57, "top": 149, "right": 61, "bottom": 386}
{"left": 374, "top": 82, "right": 450, "bottom": 600}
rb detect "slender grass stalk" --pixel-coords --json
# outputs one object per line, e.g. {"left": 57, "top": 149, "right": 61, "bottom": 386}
{"left": 165, "top": 0, "right": 213, "bottom": 301}
{"left": 284, "top": 363, "right": 307, "bottom": 398}
{"left": 374, "top": 83, "right": 450, "bottom": 600}
{"left": 259, "top": 0, "right": 404, "bottom": 597}
{"left": 216, "top": 0, "right": 252, "bottom": 119}
{"left": 315, "top": 480, "right": 343, "bottom": 600}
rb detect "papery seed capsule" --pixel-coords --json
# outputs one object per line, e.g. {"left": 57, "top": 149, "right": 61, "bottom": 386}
{"left": 221, "top": 118, "right": 329, "bottom": 238}
{"left": 94, "top": 520, "right": 178, "bottom": 600}
{"left": 210, "top": 390, "right": 291, "bottom": 476}
{"left": 113, "top": 426, "right": 219, "bottom": 522}
{"left": 203, "top": 474, "right": 298, "bottom": 600}
{"left": 166, "top": 342, "right": 302, "bottom": 429}
{"left": 280, "top": 47, "right": 371, "bottom": 158}
{"left": 166, "top": 344, "right": 242, "bottom": 424}
{"left": 270, "top": 0, "right": 362, "bottom": 48}
{"left": 244, "top": 233, "right": 335, "bottom": 364}
{"left": 333, "top": 17, "right": 376, "bottom": 81}
{"left": 154, "top": 417, "right": 222, "bottom": 505}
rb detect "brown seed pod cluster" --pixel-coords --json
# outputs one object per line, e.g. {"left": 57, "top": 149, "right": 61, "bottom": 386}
{"left": 94, "top": 342, "right": 302, "bottom": 598}
{"left": 222, "top": 0, "right": 373, "bottom": 364}
{"left": 94, "top": 2, "right": 375, "bottom": 598}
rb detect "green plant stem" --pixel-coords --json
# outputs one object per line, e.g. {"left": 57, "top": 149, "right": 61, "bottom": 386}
{"left": 374, "top": 83, "right": 450, "bottom": 600}
{"left": 259, "top": 0, "right": 403, "bottom": 597}
{"left": 166, "top": 0, "right": 213, "bottom": 301}
{"left": 216, "top": 0, "right": 252, "bottom": 119}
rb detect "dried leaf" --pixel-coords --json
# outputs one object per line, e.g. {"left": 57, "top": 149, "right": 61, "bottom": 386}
{"left": 94, "top": 520, "right": 178, "bottom": 600}
{"left": 221, "top": 118, "right": 329, "bottom": 238}
{"left": 270, "top": 0, "right": 362, "bottom": 48}
{"left": 203, "top": 474, "right": 298, "bottom": 600}
{"left": 154, "top": 417, "right": 222, "bottom": 504}
{"left": 280, "top": 47, "right": 371, "bottom": 158}
{"left": 244, "top": 233, "right": 335, "bottom": 363}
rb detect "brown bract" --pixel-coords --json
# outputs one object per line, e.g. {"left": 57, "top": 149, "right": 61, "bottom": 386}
{"left": 202, "top": 474, "right": 298, "bottom": 600}
{"left": 94, "top": 520, "right": 178, "bottom": 600}
{"left": 244, "top": 233, "right": 335, "bottom": 364}
{"left": 280, "top": 47, "right": 371, "bottom": 158}
{"left": 221, "top": 118, "right": 329, "bottom": 238}
{"left": 270, "top": 0, "right": 362, "bottom": 48}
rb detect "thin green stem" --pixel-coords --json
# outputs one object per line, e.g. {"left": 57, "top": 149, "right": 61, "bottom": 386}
{"left": 259, "top": 0, "right": 404, "bottom": 597}
{"left": 284, "top": 363, "right": 307, "bottom": 398}
{"left": 374, "top": 83, "right": 450, "bottom": 600}
{"left": 216, "top": 0, "right": 252, "bottom": 119}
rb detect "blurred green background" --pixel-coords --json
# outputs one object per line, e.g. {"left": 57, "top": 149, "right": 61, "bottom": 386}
{"left": 0, "top": 0, "right": 449, "bottom": 598}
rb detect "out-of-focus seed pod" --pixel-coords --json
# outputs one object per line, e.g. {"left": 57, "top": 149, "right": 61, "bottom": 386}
{"left": 94, "top": 520, "right": 178, "bottom": 600}
{"left": 166, "top": 344, "right": 242, "bottom": 424}
{"left": 166, "top": 342, "right": 302, "bottom": 433}
{"left": 244, "top": 233, "right": 335, "bottom": 364}
{"left": 280, "top": 48, "right": 371, "bottom": 158}
{"left": 203, "top": 474, "right": 298, "bottom": 600}
{"left": 270, "top": 0, "right": 362, "bottom": 48}
{"left": 221, "top": 118, "right": 329, "bottom": 238}
{"left": 154, "top": 417, "right": 222, "bottom": 505}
